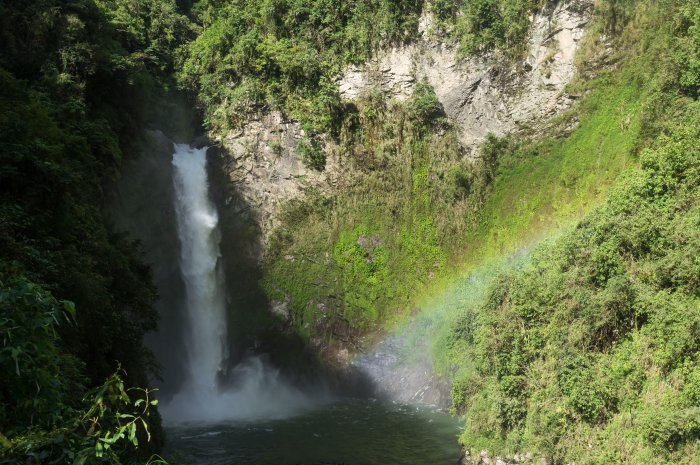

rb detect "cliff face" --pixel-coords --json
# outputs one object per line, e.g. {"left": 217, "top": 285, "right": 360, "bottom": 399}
{"left": 212, "top": 112, "right": 327, "bottom": 243}
{"left": 213, "top": 0, "right": 593, "bottom": 244}
{"left": 339, "top": 0, "right": 591, "bottom": 154}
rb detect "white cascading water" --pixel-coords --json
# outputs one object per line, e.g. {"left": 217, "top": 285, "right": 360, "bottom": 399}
{"left": 172, "top": 143, "right": 228, "bottom": 391}
{"left": 162, "top": 143, "right": 320, "bottom": 423}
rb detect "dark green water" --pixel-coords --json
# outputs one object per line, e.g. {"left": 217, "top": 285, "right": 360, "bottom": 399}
{"left": 165, "top": 398, "right": 462, "bottom": 465}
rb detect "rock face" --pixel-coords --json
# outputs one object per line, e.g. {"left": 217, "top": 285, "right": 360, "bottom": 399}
{"left": 351, "top": 328, "right": 451, "bottom": 408}
{"left": 338, "top": 0, "right": 592, "bottom": 156}
{"left": 460, "top": 449, "right": 547, "bottom": 465}
{"left": 215, "top": 1, "right": 592, "bottom": 243}
{"left": 212, "top": 111, "right": 340, "bottom": 242}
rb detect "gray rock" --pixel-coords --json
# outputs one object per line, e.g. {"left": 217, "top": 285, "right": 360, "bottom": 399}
{"left": 215, "top": 111, "right": 342, "bottom": 244}
{"left": 190, "top": 134, "right": 211, "bottom": 149}
{"left": 337, "top": 0, "right": 593, "bottom": 157}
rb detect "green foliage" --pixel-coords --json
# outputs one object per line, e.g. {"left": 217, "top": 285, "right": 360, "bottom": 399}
{"left": 263, "top": 86, "right": 465, "bottom": 341}
{"left": 0, "top": 274, "right": 163, "bottom": 464}
{"left": 447, "top": 110, "right": 700, "bottom": 463}
{"left": 298, "top": 138, "right": 326, "bottom": 170}
{"left": 93, "top": 0, "right": 193, "bottom": 76}
{"left": 0, "top": 0, "right": 191, "bottom": 461}
{"left": 406, "top": 80, "right": 445, "bottom": 125}
{"left": 333, "top": 226, "right": 390, "bottom": 327}
{"left": 180, "top": 0, "right": 423, "bottom": 135}
{"left": 409, "top": 2, "right": 700, "bottom": 462}
{"left": 458, "top": 56, "right": 646, "bottom": 268}
{"left": 674, "top": 0, "right": 700, "bottom": 96}
{"left": 2, "top": 368, "right": 164, "bottom": 465}
{"left": 457, "top": 0, "right": 507, "bottom": 54}
{"left": 595, "top": 0, "right": 637, "bottom": 34}
{"left": 432, "top": 0, "right": 544, "bottom": 57}
{"left": 0, "top": 275, "right": 83, "bottom": 432}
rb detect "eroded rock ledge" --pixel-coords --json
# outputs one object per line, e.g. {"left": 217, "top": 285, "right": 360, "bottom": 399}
{"left": 460, "top": 448, "right": 549, "bottom": 465}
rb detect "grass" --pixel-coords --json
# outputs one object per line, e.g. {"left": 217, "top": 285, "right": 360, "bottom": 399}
{"left": 406, "top": 2, "right": 700, "bottom": 462}
{"left": 456, "top": 66, "right": 644, "bottom": 270}
{"left": 439, "top": 114, "right": 700, "bottom": 462}
{"left": 261, "top": 13, "right": 655, "bottom": 353}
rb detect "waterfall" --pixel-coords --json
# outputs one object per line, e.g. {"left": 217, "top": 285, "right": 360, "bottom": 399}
{"left": 171, "top": 144, "right": 228, "bottom": 394}
{"left": 161, "top": 142, "right": 322, "bottom": 424}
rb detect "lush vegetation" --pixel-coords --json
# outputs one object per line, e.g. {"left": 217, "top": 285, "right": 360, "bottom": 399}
{"left": 1, "top": 277, "right": 162, "bottom": 464}
{"left": 179, "top": 0, "right": 424, "bottom": 139}
{"left": 3, "top": 0, "right": 700, "bottom": 463}
{"left": 430, "top": 0, "right": 545, "bottom": 56}
{"left": 447, "top": 108, "right": 700, "bottom": 464}
{"left": 256, "top": 0, "right": 700, "bottom": 462}
{"left": 434, "top": 1, "right": 700, "bottom": 462}
{"left": 0, "top": 0, "right": 192, "bottom": 462}
{"left": 179, "top": 0, "right": 553, "bottom": 145}
{"left": 259, "top": 0, "right": 651, "bottom": 350}
{"left": 262, "top": 83, "right": 472, "bottom": 341}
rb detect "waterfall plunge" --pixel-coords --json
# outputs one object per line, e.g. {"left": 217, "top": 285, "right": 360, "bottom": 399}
{"left": 172, "top": 144, "right": 228, "bottom": 393}
{"left": 161, "top": 143, "right": 320, "bottom": 424}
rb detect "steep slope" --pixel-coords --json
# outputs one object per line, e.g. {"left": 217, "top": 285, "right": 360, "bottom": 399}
{"left": 183, "top": 1, "right": 604, "bottom": 360}
{"left": 182, "top": 0, "right": 700, "bottom": 462}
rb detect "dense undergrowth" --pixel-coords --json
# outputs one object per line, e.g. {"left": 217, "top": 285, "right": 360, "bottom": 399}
{"left": 0, "top": 0, "right": 193, "bottom": 462}
{"left": 179, "top": 0, "right": 551, "bottom": 148}
{"left": 179, "top": 0, "right": 424, "bottom": 137}
{"left": 255, "top": 0, "right": 700, "bottom": 461}
{"left": 448, "top": 106, "right": 700, "bottom": 464}
{"left": 262, "top": 84, "right": 472, "bottom": 340}
{"left": 258, "top": 0, "right": 650, "bottom": 346}
{"left": 438, "top": 1, "right": 700, "bottom": 462}
{"left": 430, "top": 0, "right": 545, "bottom": 56}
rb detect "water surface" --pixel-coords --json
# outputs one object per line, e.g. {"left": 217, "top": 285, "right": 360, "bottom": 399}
{"left": 166, "top": 398, "right": 462, "bottom": 465}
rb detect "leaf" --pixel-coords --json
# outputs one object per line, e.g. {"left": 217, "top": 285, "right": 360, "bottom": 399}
{"left": 0, "top": 432, "right": 11, "bottom": 449}
{"left": 128, "top": 422, "right": 136, "bottom": 442}
{"left": 11, "top": 347, "right": 21, "bottom": 376}
{"left": 141, "top": 418, "right": 151, "bottom": 442}
{"left": 62, "top": 300, "right": 77, "bottom": 320}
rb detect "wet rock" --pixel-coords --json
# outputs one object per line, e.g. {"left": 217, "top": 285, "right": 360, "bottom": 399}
{"left": 460, "top": 447, "right": 546, "bottom": 465}
{"left": 191, "top": 134, "right": 211, "bottom": 149}
{"left": 270, "top": 299, "right": 290, "bottom": 321}
{"left": 215, "top": 111, "right": 342, "bottom": 243}
{"left": 350, "top": 319, "right": 452, "bottom": 408}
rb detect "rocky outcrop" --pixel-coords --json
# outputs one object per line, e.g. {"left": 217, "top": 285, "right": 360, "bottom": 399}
{"left": 338, "top": 0, "right": 592, "bottom": 156}
{"left": 351, "top": 330, "right": 451, "bottom": 408}
{"left": 460, "top": 449, "right": 547, "bottom": 465}
{"left": 212, "top": 111, "right": 341, "bottom": 242}
{"left": 214, "top": 1, "right": 593, "bottom": 244}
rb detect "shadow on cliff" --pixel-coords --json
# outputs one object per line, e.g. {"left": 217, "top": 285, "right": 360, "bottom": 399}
{"left": 206, "top": 144, "right": 375, "bottom": 398}
{"left": 110, "top": 130, "right": 190, "bottom": 402}
{"left": 111, "top": 127, "right": 374, "bottom": 405}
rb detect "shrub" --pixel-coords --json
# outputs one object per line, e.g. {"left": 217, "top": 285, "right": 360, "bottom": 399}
{"left": 298, "top": 137, "right": 327, "bottom": 170}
